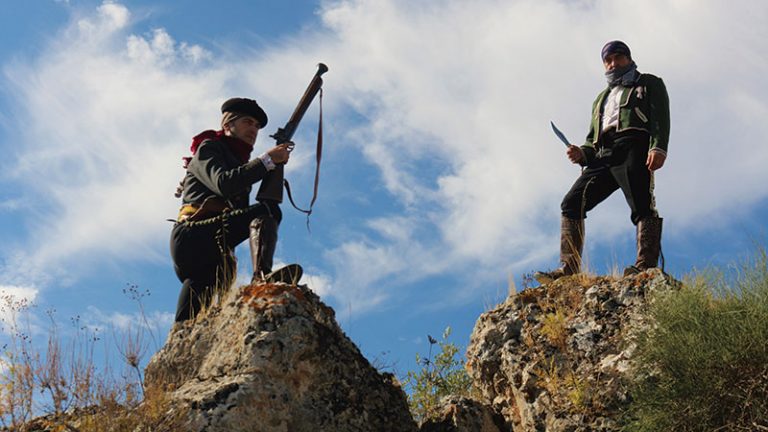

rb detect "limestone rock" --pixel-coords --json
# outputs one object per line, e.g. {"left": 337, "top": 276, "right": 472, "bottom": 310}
{"left": 466, "top": 269, "right": 679, "bottom": 432}
{"left": 145, "top": 282, "right": 417, "bottom": 432}
{"left": 418, "top": 396, "right": 510, "bottom": 432}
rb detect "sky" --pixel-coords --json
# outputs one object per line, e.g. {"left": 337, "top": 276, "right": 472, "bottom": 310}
{"left": 1, "top": 0, "right": 767, "bottom": 383}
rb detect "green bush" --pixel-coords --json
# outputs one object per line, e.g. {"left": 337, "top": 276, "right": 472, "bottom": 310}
{"left": 625, "top": 250, "right": 768, "bottom": 431}
{"left": 403, "top": 327, "right": 473, "bottom": 423}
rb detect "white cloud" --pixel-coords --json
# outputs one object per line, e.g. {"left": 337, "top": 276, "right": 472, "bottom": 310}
{"left": 84, "top": 305, "right": 173, "bottom": 334}
{"left": 1, "top": 1, "right": 240, "bottom": 286}
{"left": 76, "top": 1, "right": 130, "bottom": 36}
{"left": 0, "top": 198, "right": 24, "bottom": 212}
{"left": 127, "top": 28, "right": 211, "bottom": 66}
{"left": 2, "top": 0, "right": 767, "bottom": 315}
{"left": 307, "top": 0, "right": 768, "bottom": 310}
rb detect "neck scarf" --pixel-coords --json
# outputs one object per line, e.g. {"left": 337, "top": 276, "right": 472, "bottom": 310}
{"left": 605, "top": 62, "right": 639, "bottom": 87}
{"left": 183, "top": 129, "right": 254, "bottom": 168}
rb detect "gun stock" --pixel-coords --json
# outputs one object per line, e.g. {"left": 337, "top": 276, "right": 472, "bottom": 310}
{"left": 257, "top": 64, "right": 328, "bottom": 203}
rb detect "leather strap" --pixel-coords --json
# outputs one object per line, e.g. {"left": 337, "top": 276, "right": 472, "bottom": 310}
{"left": 283, "top": 88, "right": 323, "bottom": 230}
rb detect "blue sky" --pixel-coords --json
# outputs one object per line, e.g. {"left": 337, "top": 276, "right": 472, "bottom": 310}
{"left": 1, "top": 0, "right": 767, "bottom": 381}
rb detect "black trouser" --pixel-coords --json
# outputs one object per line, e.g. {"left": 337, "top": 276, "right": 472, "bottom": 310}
{"left": 170, "top": 202, "right": 281, "bottom": 322}
{"left": 561, "top": 130, "right": 658, "bottom": 225}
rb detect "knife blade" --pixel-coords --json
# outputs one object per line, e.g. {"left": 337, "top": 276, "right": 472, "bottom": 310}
{"left": 550, "top": 121, "right": 571, "bottom": 147}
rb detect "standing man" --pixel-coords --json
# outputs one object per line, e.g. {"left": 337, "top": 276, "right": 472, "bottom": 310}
{"left": 171, "top": 97, "right": 303, "bottom": 322}
{"left": 536, "top": 41, "right": 670, "bottom": 283}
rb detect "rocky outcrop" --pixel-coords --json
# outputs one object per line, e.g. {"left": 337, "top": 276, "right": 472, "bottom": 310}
{"left": 418, "top": 396, "right": 508, "bottom": 432}
{"left": 12, "top": 263, "right": 683, "bottom": 432}
{"left": 466, "top": 269, "right": 679, "bottom": 431}
{"left": 144, "top": 282, "right": 417, "bottom": 432}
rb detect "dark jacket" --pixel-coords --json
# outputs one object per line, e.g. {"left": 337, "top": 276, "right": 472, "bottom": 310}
{"left": 181, "top": 138, "right": 268, "bottom": 210}
{"left": 581, "top": 73, "right": 670, "bottom": 164}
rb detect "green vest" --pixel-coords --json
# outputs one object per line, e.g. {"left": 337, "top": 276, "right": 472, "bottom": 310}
{"left": 583, "top": 73, "right": 670, "bottom": 154}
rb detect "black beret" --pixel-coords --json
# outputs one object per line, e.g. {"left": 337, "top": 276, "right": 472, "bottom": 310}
{"left": 221, "top": 97, "right": 268, "bottom": 129}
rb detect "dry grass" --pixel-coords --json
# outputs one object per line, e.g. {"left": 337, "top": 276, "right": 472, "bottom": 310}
{"left": 540, "top": 308, "right": 568, "bottom": 350}
{"left": 625, "top": 249, "right": 768, "bottom": 431}
{"left": 0, "top": 287, "right": 186, "bottom": 431}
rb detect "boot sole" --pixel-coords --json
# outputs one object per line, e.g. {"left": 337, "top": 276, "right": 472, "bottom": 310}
{"left": 265, "top": 264, "right": 303, "bottom": 285}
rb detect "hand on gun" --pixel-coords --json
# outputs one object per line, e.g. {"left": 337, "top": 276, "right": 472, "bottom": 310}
{"left": 267, "top": 141, "right": 294, "bottom": 165}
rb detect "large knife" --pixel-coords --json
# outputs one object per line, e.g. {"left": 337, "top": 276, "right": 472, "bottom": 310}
{"left": 550, "top": 121, "right": 572, "bottom": 147}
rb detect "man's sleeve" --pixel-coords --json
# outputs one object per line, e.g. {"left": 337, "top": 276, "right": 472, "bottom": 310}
{"left": 580, "top": 97, "right": 600, "bottom": 166}
{"left": 188, "top": 141, "right": 268, "bottom": 198}
{"left": 648, "top": 76, "right": 670, "bottom": 153}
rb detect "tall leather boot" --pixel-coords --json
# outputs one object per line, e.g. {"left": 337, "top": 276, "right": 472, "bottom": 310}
{"left": 250, "top": 217, "right": 277, "bottom": 283}
{"left": 249, "top": 217, "right": 303, "bottom": 285}
{"left": 534, "top": 217, "right": 584, "bottom": 284}
{"left": 624, "top": 216, "right": 662, "bottom": 276}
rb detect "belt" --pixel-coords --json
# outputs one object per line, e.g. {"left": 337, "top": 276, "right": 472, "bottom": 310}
{"left": 177, "top": 197, "right": 229, "bottom": 223}
{"left": 598, "top": 128, "right": 648, "bottom": 150}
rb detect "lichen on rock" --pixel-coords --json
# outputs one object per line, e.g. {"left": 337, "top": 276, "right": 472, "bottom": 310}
{"left": 466, "top": 269, "right": 679, "bottom": 432}
{"left": 144, "top": 282, "right": 417, "bottom": 432}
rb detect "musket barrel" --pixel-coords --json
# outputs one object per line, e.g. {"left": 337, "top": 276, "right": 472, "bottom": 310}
{"left": 258, "top": 63, "right": 328, "bottom": 203}
{"left": 276, "top": 63, "right": 329, "bottom": 143}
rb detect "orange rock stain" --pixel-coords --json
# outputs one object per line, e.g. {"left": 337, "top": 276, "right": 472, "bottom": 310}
{"left": 240, "top": 283, "right": 307, "bottom": 311}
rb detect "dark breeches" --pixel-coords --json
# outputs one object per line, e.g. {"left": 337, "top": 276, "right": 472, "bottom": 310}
{"left": 561, "top": 130, "right": 658, "bottom": 225}
{"left": 170, "top": 202, "right": 281, "bottom": 322}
